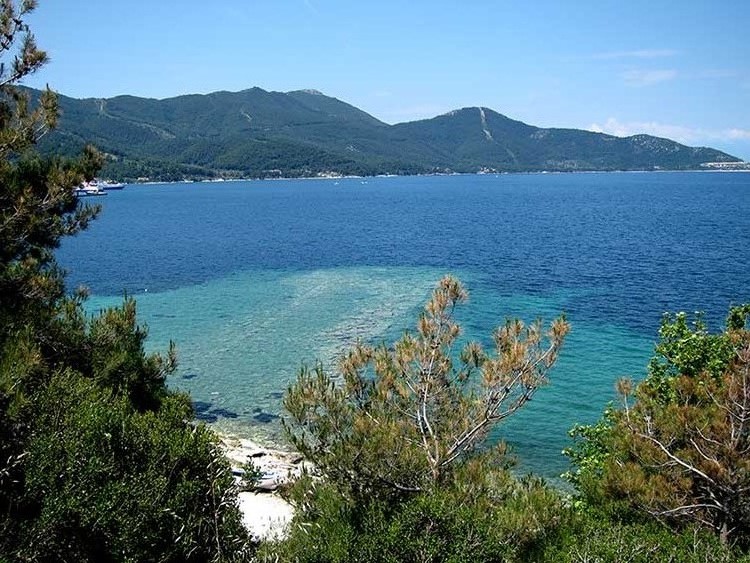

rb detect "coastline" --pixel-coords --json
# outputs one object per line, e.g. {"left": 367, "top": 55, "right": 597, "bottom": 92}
{"left": 116, "top": 167, "right": 750, "bottom": 188}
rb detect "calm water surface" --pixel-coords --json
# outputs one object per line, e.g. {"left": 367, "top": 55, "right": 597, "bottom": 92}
{"left": 58, "top": 172, "right": 750, "bottom": 480}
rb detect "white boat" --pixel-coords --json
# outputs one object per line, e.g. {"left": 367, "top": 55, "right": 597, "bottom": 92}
{"left": 74, "top": 181, "right": 107, "bottom": 197}
{"left": 98, "top": 181, "right": 126, "bottom": 190}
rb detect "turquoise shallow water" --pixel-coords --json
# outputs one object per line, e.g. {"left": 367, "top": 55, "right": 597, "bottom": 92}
{"left": 86, "top": 266, "right": 444, "bottom": 438}
{"left": 84, "top": 265, "right": 651, "bottom": 481}
{"left": 62, "top": 172, "right": 750, "bottom": 481}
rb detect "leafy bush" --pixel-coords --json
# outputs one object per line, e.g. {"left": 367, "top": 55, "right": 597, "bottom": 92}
{"left": 540, "top": 509, "right": 749, "bottom": 563}
{"left": 12, "top": 372, "right": 247, "bottom": 562}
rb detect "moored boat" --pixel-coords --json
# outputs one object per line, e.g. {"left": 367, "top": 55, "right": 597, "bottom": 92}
{"left": 74, "top": 181, "right": 107, "bottom": 197}
{"left": 99, "top": 181, "right": 126, "bottom": 190}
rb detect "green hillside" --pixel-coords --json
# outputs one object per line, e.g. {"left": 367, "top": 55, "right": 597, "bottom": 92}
{"left": 35, "top": 87, "right": 740, "bottom": 181}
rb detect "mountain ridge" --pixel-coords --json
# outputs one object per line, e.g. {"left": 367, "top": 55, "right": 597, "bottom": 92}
{"left": 33, "top": 86, "right": 740, "bottom": 181}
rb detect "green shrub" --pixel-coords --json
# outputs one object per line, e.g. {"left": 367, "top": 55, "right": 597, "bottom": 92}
{"left": 5, "top": 370, "right": 250, "bottom": 562}
{"left": 540, "top": 509, "right": 750, "bottom": 563}
{"left": 262, "top": 455, "right": 566, "bottom": 563}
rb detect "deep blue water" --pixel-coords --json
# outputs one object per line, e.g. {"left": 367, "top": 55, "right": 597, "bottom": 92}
{"left": 58, "top": 172, "right": 750, "bottom": 480}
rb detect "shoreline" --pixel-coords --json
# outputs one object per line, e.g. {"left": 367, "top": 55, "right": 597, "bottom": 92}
{"left": 116, "top": 167, "right": 750, "bottom": 187}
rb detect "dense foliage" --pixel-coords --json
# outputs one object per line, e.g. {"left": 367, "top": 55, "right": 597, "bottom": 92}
{"left": 33, "top": 87, "right": 738, "bottom": 182}
{"left": 0, "top": 3, "right": 250, "bottom": 560}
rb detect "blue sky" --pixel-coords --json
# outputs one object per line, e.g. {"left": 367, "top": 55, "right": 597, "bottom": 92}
{"left": 24, "top": 0, "right": 750, "bottom": 159}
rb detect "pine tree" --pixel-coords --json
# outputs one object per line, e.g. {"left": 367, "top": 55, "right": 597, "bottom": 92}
{"left": 284, "top": 275, "right": 569, "bottom": 500}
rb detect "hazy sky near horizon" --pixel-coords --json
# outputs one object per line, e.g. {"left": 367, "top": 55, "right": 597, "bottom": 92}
{"left": 23, "top": 1, "right": 750, "bottom": 159}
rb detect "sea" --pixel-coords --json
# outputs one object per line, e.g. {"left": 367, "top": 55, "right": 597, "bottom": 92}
{"left": 57, "top": 172, "right": 750, "bottom": 482}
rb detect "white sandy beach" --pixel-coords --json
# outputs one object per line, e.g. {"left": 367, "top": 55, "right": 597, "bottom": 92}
{"left": 219, "top": 435, "right": 304, "bottom": 542}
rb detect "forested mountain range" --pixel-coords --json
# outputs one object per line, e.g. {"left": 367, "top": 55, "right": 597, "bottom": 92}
{"left": 33, "top": 86, "right": 740, "bottom": 181}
